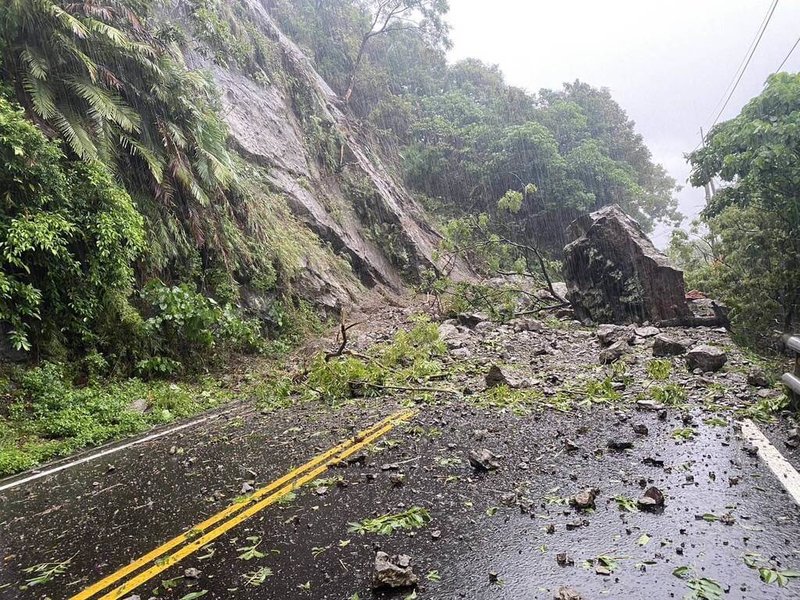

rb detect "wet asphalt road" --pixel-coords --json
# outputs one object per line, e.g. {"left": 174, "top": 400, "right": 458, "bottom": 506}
{"left": 2, "top": 397, "right": 800, "bottom": 600}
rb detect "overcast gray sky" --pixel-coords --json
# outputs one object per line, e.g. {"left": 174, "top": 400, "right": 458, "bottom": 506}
{"left": 446, "top": 0, "right": 800, "bottom": 246}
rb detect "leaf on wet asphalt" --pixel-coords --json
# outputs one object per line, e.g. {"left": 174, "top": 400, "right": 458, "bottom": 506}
{"left": 197, "top": 545, "right": 215, "bottom": 561}
{"left": 637, "top": 534, "right": 651, "bottom": 546}
{"left": 686, "top": 577, "right": 723, "bottom": 599}
{"left": 161, "top": 576, "right": 183, "bottom": 590}
{"left": 614, "top": 495, "right": 639, "bottom": 512}
{"left": 237, "top": 536, "right": 266, "bottom": 560}
{"left": 700, "top": 513, "right": 719, "bottom": 522}
{"left": 242, "top": 566, "right": 273, "bottom": 587}
{"left": 426, "top": 570, "right": 441, "bottom": 581}
{"left": 348, "top": 507, "right": 431, "bottom": 535}
{"left": 672, "top": 427, "right": 696, "bottom": 441}
{"left": 673, "top": 566, "right": 691, "bottom": 579}
{"left": 20, "top": 554, "right": 76, "bottom": 588}
{"left": 745, "top": 554, "right": 800, "bottom": 588}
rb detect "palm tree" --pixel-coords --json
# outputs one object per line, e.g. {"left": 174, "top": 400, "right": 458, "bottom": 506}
{"left": 0, "top": 0, "right": 240, "bottom": 270}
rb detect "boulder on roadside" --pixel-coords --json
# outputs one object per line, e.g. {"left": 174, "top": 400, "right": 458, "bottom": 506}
{"left": 508, "top": 317, "right": 546, "bottom": 333}
{"left": 555, "top": 587, "right": 584, "bottom": 600}
{"left": 635, "top": 326, "right": 660, "bottom": 338}
{"left": 438, "top": 322, "right": 468, "bottom": 350}
{"left": 485, "top": 364, "right": 524, "bottom": 388}
{"left": 457, "top": 312, "right": 489, "bottom": 328}
{"left": 468, "top": 449, "right": 500, "bottom": 471}
{"left": 637, "top": 486, "right": 665, "bottom": 511}
{"left": 571, "top": 488, "right": 599, "bottom": 510}
{"left": 373, "top": 552, "right": 418, "bottom": 589}
{"left": 747, "top": 370, "right": 769, "bottom": 388}
{"left": 686, "top": 345, "right": 727, "bottom": 372}
{"left": 563, "top": 205, "right": 690, "bottom": 324}
{"left": 599, "top": 341, "right": 627, "bottom": 365}
{"left": 596, "top": 324, "right": 634, "bottom": 347}
{"left": 653, "top": 333, "right": 690, "bottom": 357}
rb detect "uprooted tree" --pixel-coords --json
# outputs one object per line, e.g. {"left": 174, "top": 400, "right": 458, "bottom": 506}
{"left": 424, "top": 185, "right": 568, "bottom": 320}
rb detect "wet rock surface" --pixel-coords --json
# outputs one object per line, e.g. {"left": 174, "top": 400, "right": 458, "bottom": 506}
{"left": 373, "top": 552, "right": 418, "bottom": 589}
{"left": 686, "top": 344, "right": 728, "bottom": 372}
{"left": 1, "top": 300, "right": 798, "bottom": 600}
{"left": 653, "top": 333, "right": 690, "bottom": 356}
{"left": 564, "top": 204, "right": 690, "bottom": 324}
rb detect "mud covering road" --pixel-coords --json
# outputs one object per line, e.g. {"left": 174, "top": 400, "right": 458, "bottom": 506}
{"left": 1, "top": 306, "right": 800, "bottom": 600}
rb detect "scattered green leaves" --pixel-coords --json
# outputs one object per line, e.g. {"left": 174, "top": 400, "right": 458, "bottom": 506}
{"left": 237, "top": 536, "right": 265, "bottom": 561}
{"left": 348, "top": 507, "right": 431, "bottom": 535}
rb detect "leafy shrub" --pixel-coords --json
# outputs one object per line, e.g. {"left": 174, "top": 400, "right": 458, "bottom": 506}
{"left": 139, "top": 282, "right": 262, "bottom": 371}
{"left": 301, "top": 316, "right": 445, "bottom": 404}
{"left": 646, "top": 359, "right": 672, "bottom": 381}
{"left": 0, "top": 96, "right": 145, "bottom": 353}
{"left": 651, "top": 383, "right": 687, "bottom": 406}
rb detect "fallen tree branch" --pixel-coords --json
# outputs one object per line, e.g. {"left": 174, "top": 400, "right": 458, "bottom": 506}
{"left": 656, "top": 315, "right": 729, "bottom": 328}
{"left": 325, "top": 318, "right": 363, "bottom": 361}
{"left": 363, "top": 382, "right": 461, "bottom": 396}
{"left": 514, "top": 302, "right": 571, "bottom": 317}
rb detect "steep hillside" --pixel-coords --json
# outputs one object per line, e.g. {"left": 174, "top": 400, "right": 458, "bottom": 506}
{"left": 193, "top": 0, "right": 466, "bottom": 298}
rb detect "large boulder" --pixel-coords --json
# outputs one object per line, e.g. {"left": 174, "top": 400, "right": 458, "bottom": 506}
{"left": 686, "top": 344, "right": 727, "bottom": 372}
{"left": 563, "top": 205, "right": 690, "bottom": 324}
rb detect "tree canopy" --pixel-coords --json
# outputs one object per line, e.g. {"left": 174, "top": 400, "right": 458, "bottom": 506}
{"left": 676, "top": 72, "right": 800, "bottom": 346}
{"left": 269, "top": 0, "right": 679, "bottom": 249}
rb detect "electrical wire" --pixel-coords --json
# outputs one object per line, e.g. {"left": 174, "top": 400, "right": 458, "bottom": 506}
{"left": 775, "top": 35, "right": 800, "bottom": 72}
{"left": 709, "top": 0, "right": 779, "bottom": 128}
{"left": 690, "top": 0, "right": 780, "bottom": 153}
{"left": 704, "top": 0, "right": 778, "bottom": 126}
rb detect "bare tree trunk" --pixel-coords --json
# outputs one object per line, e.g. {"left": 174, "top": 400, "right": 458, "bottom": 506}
{"left": 344, "top": 35, "right": 369, "bottom": 105}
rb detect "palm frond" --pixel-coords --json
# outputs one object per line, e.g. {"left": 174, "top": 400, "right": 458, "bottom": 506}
{"left": 43, "top": 0, "right": 89, "bottom": 38}
{"left": 50, "top": 108, "right": 98, "bottom": 160}
{"left": 119, "top": 133, "right": 165, "bottom": 184}
{"left": 84, "top": 17, "right": 129, "bottom": 48}
{"left": 20, "top": 47, "right": 49, "bottom": 80}
{"left": 65, "top": 76, "right": 140, "bottom": 132}
{"left": 21, "top": 75, "right": 56, "bottom": 119}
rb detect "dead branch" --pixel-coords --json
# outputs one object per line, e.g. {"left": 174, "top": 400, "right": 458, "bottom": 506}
{"left": 363, "top": 382, "right": 461, "bottom": 395}
{"left": 325, "top": 318, "right": 363, "bottom": 361}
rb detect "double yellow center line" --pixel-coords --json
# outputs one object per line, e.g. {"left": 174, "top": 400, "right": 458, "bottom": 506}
{"left": 70, "top": 408, "right": 415, "bottom": 600}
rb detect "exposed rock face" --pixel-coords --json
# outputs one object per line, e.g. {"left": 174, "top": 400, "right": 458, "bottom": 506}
{"left": 186, "top": 0, "right": 469, "bottom": 307}
{"left": 563, "top": 205, "right": 690, "bottom": 324}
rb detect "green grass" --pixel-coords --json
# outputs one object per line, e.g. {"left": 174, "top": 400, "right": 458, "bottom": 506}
{"left": 471, "top": 384, "right": 544, "bottom": 414}
{"left": 0, "top": 362, "right": 232, "bottom": 477}
{"left": 646, "top": 359, "right": 672, "bottom": 381}
{"left": 650, "top": 383, "right": 687, "bottom": 406}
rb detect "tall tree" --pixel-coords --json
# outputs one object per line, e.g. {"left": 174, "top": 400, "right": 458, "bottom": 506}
{"left": 343, "top": 0, "right": 449, "bottom": 104}
{"left": 684, "top": 72, "right": 800, "bottom": 342}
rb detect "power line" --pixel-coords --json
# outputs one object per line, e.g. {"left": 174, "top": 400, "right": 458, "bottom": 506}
{"left": 690, "top": 0, "right": 780, "bottom": 153}
{"left": 704, "top": 0, "right": 777, "bottom": 126}
{"left": 709, "top": 0, "right": 779, "bottom": 128}
{"left": 775, "top": 35, "right": 800, "bottom": 72}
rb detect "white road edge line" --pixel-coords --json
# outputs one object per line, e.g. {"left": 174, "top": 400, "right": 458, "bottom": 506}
{"left": 740, "top": 418, "right": 800, "bottom": 506}
{"left": 0, "top": 408, "right": 239, "bottom": 493}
